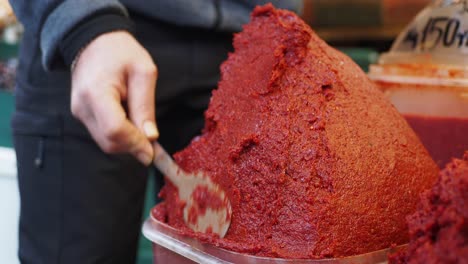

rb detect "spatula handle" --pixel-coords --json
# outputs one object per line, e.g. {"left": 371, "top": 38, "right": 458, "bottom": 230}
{"left": 152, "top": 141, "right": 181, "bottom": 185}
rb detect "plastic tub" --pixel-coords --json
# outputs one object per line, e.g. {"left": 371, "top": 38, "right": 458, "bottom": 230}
{"left": 369, "top": 63, "right": 468, "bottom": 168}
{"left": 368, "top": 0, "right": 468, "bottom": 168}
{"left": 142, "top": 216, "right": 403, "bottom": 264}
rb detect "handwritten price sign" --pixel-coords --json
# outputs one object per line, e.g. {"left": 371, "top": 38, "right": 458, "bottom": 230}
{"left": 395, "top": 2, "right": 468, "bottom": 53}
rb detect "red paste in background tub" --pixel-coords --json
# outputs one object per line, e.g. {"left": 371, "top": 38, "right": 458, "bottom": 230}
{"left": 404, "top": 114, "right": 468, "bottom": 168}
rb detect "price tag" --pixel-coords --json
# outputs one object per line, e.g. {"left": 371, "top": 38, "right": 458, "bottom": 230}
{"left": 393, "top": 1, "right": 468, "bottom": 54}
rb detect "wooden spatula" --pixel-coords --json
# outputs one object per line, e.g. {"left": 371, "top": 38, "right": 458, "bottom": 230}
{"left": 152, "top": 142, "right": 231, "bottom": 237}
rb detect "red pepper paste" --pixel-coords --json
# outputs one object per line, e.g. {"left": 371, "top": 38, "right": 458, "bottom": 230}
{"left": 404, "top": 114, "right": 468, "bottom": 169}
{"left": 153, "top": 4, "right": 439, "bottom": 259}
{"left": 389, "top": 151, "right": 468, "bottom": 263}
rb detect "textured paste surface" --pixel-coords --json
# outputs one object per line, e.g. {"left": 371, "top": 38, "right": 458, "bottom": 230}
{"left": 390, "top": 152, "right": 468, "bottom": 263}
{"left": 154, "top": 4, "right": 439, "bottom": 259}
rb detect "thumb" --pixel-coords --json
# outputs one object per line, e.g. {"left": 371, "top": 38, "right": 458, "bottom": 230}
{"left": 127, "top": 63, "right": 159, "bottom": 140}
{"left": 90, "top": 89, "right": 155, "bottom": 166}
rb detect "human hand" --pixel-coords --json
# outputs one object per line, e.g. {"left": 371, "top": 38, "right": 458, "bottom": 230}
{"left": 70, "top": 31, "right": 159, "bottom": 165}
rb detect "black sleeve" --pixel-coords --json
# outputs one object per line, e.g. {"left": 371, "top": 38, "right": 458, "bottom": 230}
{"left": 60, "top": 13, "right": 135, "bottom": 67}
{"left": 9, "top": 0, "right": 132, "bottom": 70}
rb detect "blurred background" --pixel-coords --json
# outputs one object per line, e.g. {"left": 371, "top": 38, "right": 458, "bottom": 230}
{"left": 0, "top": 0, "right": 432, "bottom": 263}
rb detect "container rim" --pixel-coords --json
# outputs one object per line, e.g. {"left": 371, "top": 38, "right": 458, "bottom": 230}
{"left": 368, "top": 64, "right": 468, "bottom": 88}
{"left": 142, "top": 217, "right": 406, "bottom": 264}
{"left": 368, "top": 72, "right": 468, "bottom": 87}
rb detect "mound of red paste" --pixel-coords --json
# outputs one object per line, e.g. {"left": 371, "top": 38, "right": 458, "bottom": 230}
{"left": 153, "top": 4, "right": 439, "bottom": 259}
{"left": 389, "top": 152, "right": 468, "bottom": 263}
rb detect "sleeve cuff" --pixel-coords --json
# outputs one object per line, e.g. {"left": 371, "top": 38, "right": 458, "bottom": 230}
{"left": 60, "top": 14, "right": 135, "bottom": 68}
{"left": 40, "top": 0, "right": 129, "bottom": 70}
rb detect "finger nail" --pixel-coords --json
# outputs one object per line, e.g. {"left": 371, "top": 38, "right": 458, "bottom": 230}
{"left": 143, "top": 121, "right": 159, "bottom": 139}
{"left": 137, "top": 151, "right": 152, "bottom": 166}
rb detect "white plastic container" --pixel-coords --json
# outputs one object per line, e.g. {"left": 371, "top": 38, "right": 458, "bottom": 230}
{"left": 0, "top": 147, "right": 19, "bottom": 264}
{"left": 369, "top": 0, "right": 468, "bottom": 168}
{"left": 142, "top": 216, "right": 403, "bottom": 264}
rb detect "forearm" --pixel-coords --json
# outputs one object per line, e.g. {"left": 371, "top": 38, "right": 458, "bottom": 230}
{"left": 10, "top": 0, "right": 131, "bottom": 70}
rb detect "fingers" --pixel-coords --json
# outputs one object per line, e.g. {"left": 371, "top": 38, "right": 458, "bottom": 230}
{"left": 72, "top": 87, "right": 154, "bottom": 165}
{"left": 127, "top": 61, "right": 159, "bottom": 141}
{"left": 69, "top": 31, "right": 159, "bottom": 166}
